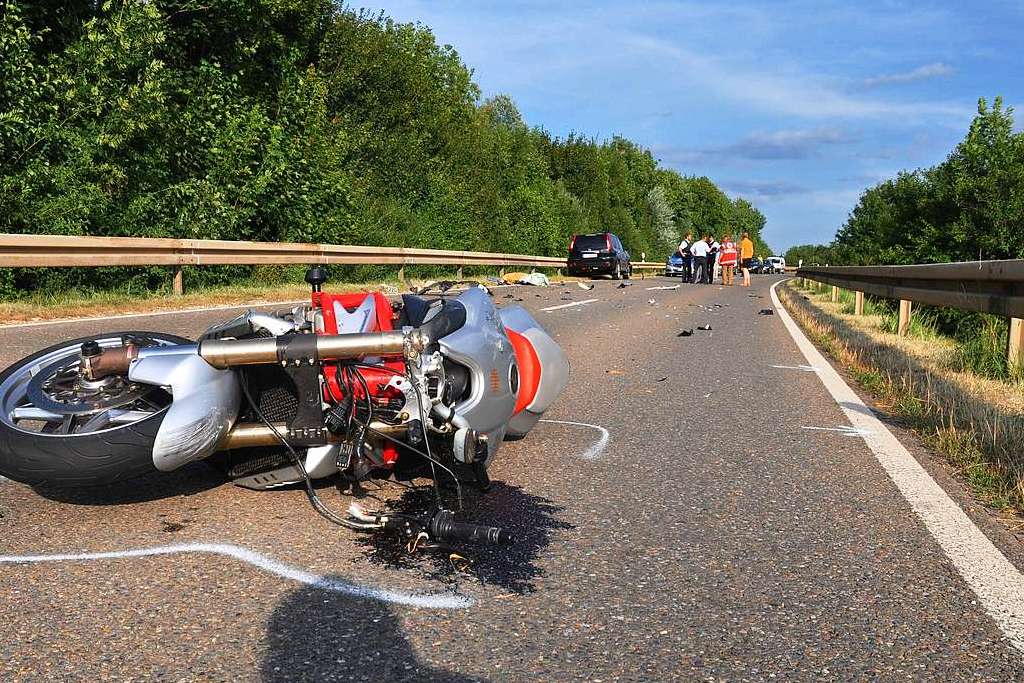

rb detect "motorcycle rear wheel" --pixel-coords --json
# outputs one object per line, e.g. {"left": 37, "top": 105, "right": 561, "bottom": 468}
{"left": 0, "top": 331, "right": 189, "bottom": 487}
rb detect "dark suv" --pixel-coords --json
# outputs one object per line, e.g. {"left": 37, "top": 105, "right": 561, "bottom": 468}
{"left": 566, "top": 232, "right": 631, "bottom": 279}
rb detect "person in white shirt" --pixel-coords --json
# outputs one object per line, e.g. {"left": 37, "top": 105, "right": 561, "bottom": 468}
{"left": 706, "top": 236, "right": 721, "bottom": 284}
{"left": 689, "top": 235, "right": 710, "bottom": 284}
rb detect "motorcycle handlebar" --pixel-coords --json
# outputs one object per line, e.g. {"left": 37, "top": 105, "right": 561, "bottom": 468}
{"left": 427, "top": 509, "right": 514, "bottom": 546}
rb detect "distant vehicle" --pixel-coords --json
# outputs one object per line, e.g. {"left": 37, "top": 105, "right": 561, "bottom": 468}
{"left": 745, "top": 257, "right": 764, "bottom": 274}
{"left": 664, "top": 252, "right": 686, "bottom": 277}
{"left": 567, "top": 232, "right": 632, "bottom": 279}
{"left": 764, "top": 257, "right": 786, "bottom": 274}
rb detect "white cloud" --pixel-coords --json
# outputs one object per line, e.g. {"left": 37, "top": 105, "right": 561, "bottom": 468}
{"left": 862, "top": 63, "right": 954, "bottom": 88}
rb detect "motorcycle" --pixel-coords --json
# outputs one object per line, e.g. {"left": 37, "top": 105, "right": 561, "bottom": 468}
{"left": 0, "top": 267, "right": 570, "bottom": 546}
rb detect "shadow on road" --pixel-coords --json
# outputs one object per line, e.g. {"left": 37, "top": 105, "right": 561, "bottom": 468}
{"left": 31, "top": 462, "right": 223, "bottom": 505}
{"left": 355, "top": 481, "right": 573, "bottom": 594}
{"left": 261, "top": 579, "right": 487, "bottom": 683}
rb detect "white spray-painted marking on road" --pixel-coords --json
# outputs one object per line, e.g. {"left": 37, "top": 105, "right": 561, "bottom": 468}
{"left": 771, "top": 279, "right": 1024, "bottom": 655}
{"left": 540, "top": 299, "right": 599, "bottom": 312}
{"left": 645, "top": 285, "right": 680, "bottom": 291}
{"left": 770, "top": 364, "right": 820, "bottom": 372}
{"left": 0, "top": 542, "right": 471, "bottom": 609}
{"left": 538, "top": 419, "right": 609, "bottom": 461}
{"left": 801, "top": 425, "right": 873, "bottom": 437}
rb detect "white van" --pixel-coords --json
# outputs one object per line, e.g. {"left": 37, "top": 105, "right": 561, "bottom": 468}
{"left": 765, "top": 256, "right": 786, "bottom": 273}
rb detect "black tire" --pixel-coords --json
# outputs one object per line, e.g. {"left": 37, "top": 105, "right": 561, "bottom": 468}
{"left": 612, "top": 262, "right": 621, "bottom": 280}
{"left": 0, "top": 331, "right": 190, "bottom": 487}
{"left": 624, "top": 264, "right": 632, "bottom": 280}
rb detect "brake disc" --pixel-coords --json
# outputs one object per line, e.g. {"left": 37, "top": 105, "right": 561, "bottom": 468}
{"left": 26, "top": 355, "right": 152, "bottom": 415}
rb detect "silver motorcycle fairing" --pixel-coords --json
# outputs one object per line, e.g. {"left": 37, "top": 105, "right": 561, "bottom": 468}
{"left": 129, "top": 345, "right": 240, "bottom": 472}
{"left": 438, "top": 287, "right": 517, "bottom": 462}
{"left": 499, "top": 305, "right": 571, "bottom": 437}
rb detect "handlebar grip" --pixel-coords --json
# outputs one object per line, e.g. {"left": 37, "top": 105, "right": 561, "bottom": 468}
{"left": 428, "top": 510, "right": 514, "bottom": 545}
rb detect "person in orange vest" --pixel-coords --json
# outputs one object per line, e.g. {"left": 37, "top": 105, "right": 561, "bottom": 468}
{"left": 739, "top": 232, "right": 755, "bottom": 286}
{"left": 719, "top": 234, "right": 738, "bottom": 285}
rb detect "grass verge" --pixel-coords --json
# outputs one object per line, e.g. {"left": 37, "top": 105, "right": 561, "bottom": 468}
{"left": 780, "top": 280, "right": 1024, "bottom": 514}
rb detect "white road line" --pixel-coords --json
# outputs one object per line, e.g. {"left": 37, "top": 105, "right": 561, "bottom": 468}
{"left": 770, "top": 364, "right": 820, "bottom": 372}
{"left": 540, "top": 299, "right": 599, "bottom": 312}
{"left": 0, "top": 542, "right": 471, "bottom": 609}
{"left": 538, "top": 419, "right": 609, "bottom": 460}
{"left": 771, "top": 279, "right": 1024, "bottom": 654}
{"left": 0, "top": 283, "right": 523, "bottom": 330}
{"left": 0, "top": 300, "right": 308, "bottom": 329}
{"left": 801, "top": 425, "right": 873, "bottom": 437}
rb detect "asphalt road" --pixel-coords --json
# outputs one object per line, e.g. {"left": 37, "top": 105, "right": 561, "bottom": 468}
{"left": 2, "top": 274, "right": 1024, "bottom": 681}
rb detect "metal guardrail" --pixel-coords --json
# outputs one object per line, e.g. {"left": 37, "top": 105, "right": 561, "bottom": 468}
{"left": 0, "top": 233, "right": 663, "bottom": 293}
{"left": 796, "top": 260, "right": 1024, "bottom": 366}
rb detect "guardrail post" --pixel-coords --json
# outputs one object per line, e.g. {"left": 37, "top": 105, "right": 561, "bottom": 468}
{"left": 397, "top": 264, "right": 406, "bottom": 286}
{"left": 456, "top": 266, "right": 463, "bottom": 281}
{"left": 898, "top": 300, "right": 912, "bottom": 336}
{"left": 1009, "top": 317, "right": 1024, "bottom": 372}
{"left": 831, "top": 285, "right": 839, "bottom": 303}
{"left": 172, "top": 267, "right": 184, "bottom": 296}
{"left": 855, "top": 291, "right": 864, "bottom": 316}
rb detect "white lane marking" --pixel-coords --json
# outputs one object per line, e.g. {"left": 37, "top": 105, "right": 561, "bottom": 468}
{"left": 771, "top": 279, "right": 1024, "bottom": 654}
{"left": 646, "top": 285, "right": 680, "bottom": 291}
{"left": 539, "top": 419, "right": 609, "bottom": 460}
{"left": 540, "top": 299, "right": 599, "bottom": 312}
{"left": 0, "top": 300, "right": 307, "bottom": 329}
{"left": 0, "top": 284, "right": 523, "bottom": 329}
{"left": 801, "top": 425, "right": 873, "bottom": 437}
{"left": 0, "top": 542, "right": 470, "bottom": 609}
{"left": 770, "top": 364, "right": 820, "bottom": 372}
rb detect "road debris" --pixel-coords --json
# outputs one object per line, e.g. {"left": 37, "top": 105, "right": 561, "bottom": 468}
{"left": 577, "top": 282, "right": 595, "bottom": 290}
{"left": 656, "top": 376, "right": 668, "bottom": 382}
{"left": 758, "top": 309, "right": 775, "bottom": 315}
{"left": 618, "top": 282, "right": 633, "bottom": 288}
{"left": 677, "top": 329, "right": 694, "bottom": 337}
{"left": 518, "top": 272, "right": 550, "bottom": 286}
{"left": 606, "top": 369, "right": 625, "bottom": 376}
{"left": 647, "top": 298, "right": 656, "bottom": 305}
{"left": 697, "top": 324, "right": 712, "bottom": 331}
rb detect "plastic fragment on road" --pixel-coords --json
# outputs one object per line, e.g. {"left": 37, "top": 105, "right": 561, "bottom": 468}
{"left": 618, "top": 282, "right": 632, "bottom": 288}
{"left": 647, "top": 298, "right": 656, "bottom": 305}
{"left": 697, "top": 324, "right": 712, "bottom": 331}
{"left": 577, "top": 281, "right": 595, "bottom": 290}
{"left": 759, "top": 309, "right": 775, "bottom": 315}
{"left": 677, "top": 329, "right": 694, "bottom": 337}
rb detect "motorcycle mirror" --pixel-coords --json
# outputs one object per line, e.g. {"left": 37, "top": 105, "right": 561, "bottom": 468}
{"left": 304, "top": 266, "right": 328, "bottom": 292}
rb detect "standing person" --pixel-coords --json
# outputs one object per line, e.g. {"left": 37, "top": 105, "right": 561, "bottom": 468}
{"left": 677, "top": 233, "right": 693, "bottom": 282}
{"left": 739, "top": 232, "right": 755, "bottom": 286}
{"left": 689, "top": 235, "right": 710, "bottom": 284}
{"left": 719, "top": 234, "right": 738, "bottom": 285}
{"left": 705, "top": 235, "right": 720, "bottom": 284}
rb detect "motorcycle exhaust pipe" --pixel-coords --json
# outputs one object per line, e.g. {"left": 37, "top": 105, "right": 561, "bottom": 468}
{"left": 218, "top": 421, "right": 408, "bottom": 449}
{"left": 84, "top": 330, "right": 428, "bottom": 379}
{"left": 198, "top": 331, "right": 426, "bottom": 368}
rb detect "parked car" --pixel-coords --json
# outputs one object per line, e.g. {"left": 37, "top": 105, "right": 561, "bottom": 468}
{"left": 567, "top": 232, "right": 632, "bottom": 279}
{"left": 744, "top": 257, "right": 764, "bottom": 274}
{"left": 764, "top": 256, "right": 787, "bottom": 274}
{"left": 664, "top": 252, "right": 686, "bottom": 277}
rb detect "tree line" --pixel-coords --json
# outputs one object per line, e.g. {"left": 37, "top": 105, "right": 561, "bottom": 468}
{"left": 0, "top": 1, "right": 770, "bottom": 297}
{"left": 785, "top": 97, "right": 1023, "bottom": 267}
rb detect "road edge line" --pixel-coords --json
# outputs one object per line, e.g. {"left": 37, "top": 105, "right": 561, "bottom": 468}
{"left": 771, "top": 279, "right": 1024, "bottom": 654}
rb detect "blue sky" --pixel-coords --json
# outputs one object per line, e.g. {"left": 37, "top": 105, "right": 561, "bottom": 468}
{"left": 363, "top": 1, "right": 1022, "bottom": 252}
